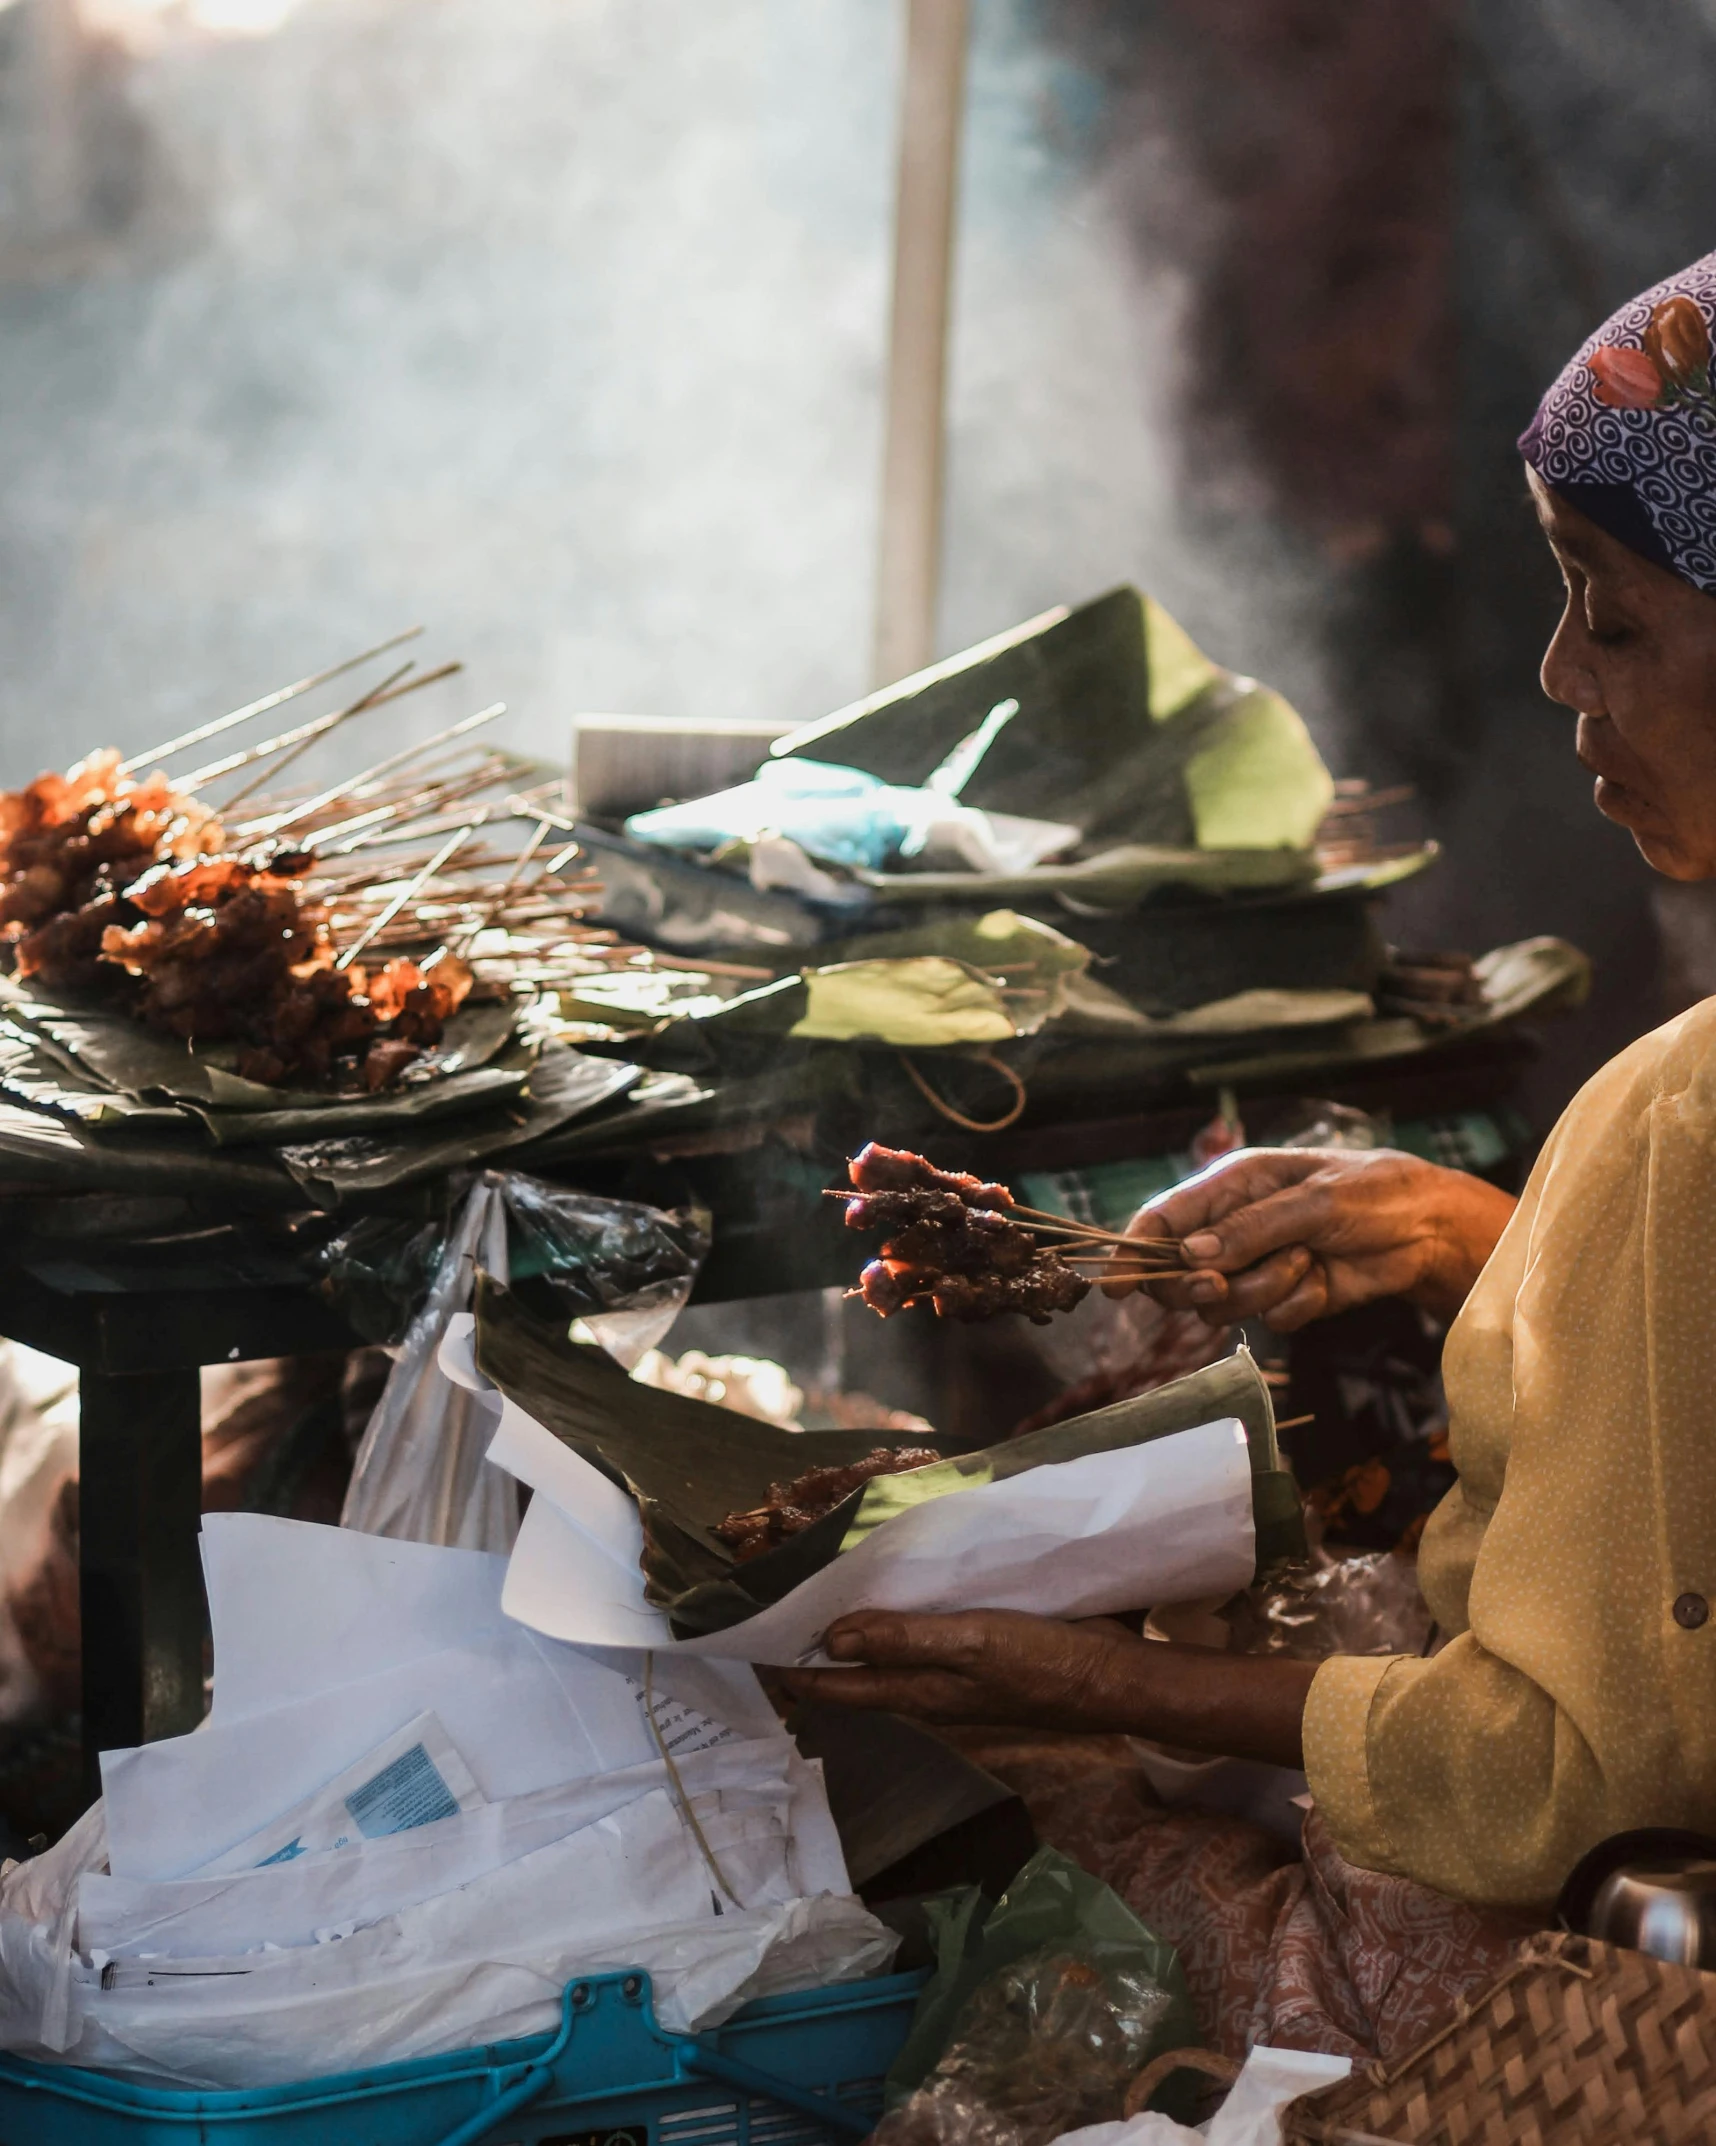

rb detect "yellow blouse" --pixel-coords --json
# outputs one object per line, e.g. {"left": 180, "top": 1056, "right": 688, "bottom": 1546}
{"left": 1303, "top": 994, "right": 1716, "bottom": 1909}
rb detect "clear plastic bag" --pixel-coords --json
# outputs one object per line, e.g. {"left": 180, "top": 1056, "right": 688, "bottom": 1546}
{"left": 876, "top": 1946, "right": 1179, "bottom": 2146}
{"left": 314, "top": 1209, "right": 448, "bottom": 1347}
{"left": 878, "top": 1848, "right": 1197, "bottom": 2146}
{"left": 1225, "top": 1544, "right": 1434, "bottom": 1660}
{"left": 339, "top": 1171, "right": 707, "bottom": 1549}
{"left": 340, "top": 1175, "right": 517, "bottom": 1552}
{"left": 502, "top": 1175, "right": 707, "bottom": 1369}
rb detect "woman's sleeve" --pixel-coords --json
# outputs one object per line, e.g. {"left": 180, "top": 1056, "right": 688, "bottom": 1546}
{"left": 1304, "top": 1017, "right": 1716, "bottom": 1909}
{"left": 1301, "top": 1644, "right": 1605, "bottom": 1907}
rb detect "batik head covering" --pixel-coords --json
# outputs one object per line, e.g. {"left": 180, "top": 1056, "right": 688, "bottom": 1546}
{"left": 1519, "top": 249, "right": 1716, "bottom": 592}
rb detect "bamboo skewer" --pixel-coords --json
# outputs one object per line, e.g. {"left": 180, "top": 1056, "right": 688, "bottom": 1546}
{"left": 304, "top": 765, "right": 523, "bottom": 857}
{"left": 453, "top": 816, "right": 551, "bottom": 957}
{"left": 247, "top": 704, "right": 506, "bottom": 840}
{"left": 179, "top": 660, "right": 418, "bottom": 794}
{"left": 1006, "top": 1202, "right": 1154, "bottom": 1245}
{"left": 122, "top": 627, "right": 424, "bottom": 772}
{"left": 11, "top": 630, "right": 683, "bottom": 1035}
{"left": 212, "top": 661, "right": 466, "bottom": 817}
{"left": 816, "top": 1186, "right": 1184, "bottom": 1260}
{"left": 334, "top": 818, "right": 485, "bottom": 969}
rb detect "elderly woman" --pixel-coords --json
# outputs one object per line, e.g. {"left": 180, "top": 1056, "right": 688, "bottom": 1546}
{"left": 785, "top": 251, "right": 1716, "bottom": 2061}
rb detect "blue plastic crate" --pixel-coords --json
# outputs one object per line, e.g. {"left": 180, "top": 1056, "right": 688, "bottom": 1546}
{"left": 0, "top": 1967, "right": 925, "bottom": 2146}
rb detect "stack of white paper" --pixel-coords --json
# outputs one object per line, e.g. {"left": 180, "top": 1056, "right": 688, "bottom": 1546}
{"left": 0, "top": 1515, "right": 892, "bottom": 2090}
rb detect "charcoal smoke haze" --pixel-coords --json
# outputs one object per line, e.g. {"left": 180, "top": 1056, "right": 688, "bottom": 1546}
{"left": 0, "top": 0, "right": 1342, "bottom": 803}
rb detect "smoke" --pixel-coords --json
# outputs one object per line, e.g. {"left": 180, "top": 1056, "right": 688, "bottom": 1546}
{"left": 4, "top": 0, "right": 1715, "bottom": 1129}
{"left": 0, "top": 0, "right": 897, "bottom": 790}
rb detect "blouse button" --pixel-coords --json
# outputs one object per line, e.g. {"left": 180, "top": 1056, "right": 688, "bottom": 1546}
{"left": 1675, "top": 1592, "right": 1710, "bottom": 1631}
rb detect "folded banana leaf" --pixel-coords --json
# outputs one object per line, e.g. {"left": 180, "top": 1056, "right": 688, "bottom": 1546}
{"left": 277, "top": 1047, "right": 642, "bottom": 1204}
{"left": 848, "top": 841, "right": 1321, "bottom": 907}
{"left": 0, "top": 977, "right": 527, "bottom": 1121}
{"left": 0, "top": 1100, "right": 303, "bottom": 1204}
{"left": 0, "top": 1018, "right": 538, "bottom": 1145}
{"left": 774, "top": 585, "right": 1333, "bottom": 856}
{"left": 0, "top": 1027, "right": 189, "bottom": 1129}
{"left": 473, "top": 1276, "right": 1305, "bottom": 1638}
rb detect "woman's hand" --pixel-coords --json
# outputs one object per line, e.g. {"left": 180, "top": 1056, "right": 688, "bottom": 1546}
{"left": 1112, "top": 1146, "right": 1517, "bottom": 1331}
{"left": 779, "top": 1608, "right": 1316, "bottom": 1770}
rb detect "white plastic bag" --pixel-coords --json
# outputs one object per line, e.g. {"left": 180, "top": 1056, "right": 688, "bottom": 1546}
{"left": 0, "top": 1775, "right": 891, "bottom": 2087}
{"left": 341, "top": 1177, "right": 518, "bottom": 1552}
{"left": 1054, "top": 2043, "right": 1352, "bottom": 2144}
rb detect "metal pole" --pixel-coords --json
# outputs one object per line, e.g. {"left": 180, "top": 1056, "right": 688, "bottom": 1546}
{"left": 871, "top": 0, "right": 970, "bottom": 689}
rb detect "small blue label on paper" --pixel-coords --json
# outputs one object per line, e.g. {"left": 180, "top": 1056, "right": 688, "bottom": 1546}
{"left": 344, "top": 1743, "right": 461, "bottom": 1839}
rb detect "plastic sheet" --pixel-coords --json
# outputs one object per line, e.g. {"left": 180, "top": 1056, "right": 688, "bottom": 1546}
{"left": 502, "top": 1174, "right": 707, "bottom": 1368}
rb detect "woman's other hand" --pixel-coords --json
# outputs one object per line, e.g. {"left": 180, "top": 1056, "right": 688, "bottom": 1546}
{"left": 1110, "top": 1147, "right": 1517, "bottom": 1331}
{"left": 782, "top": 1609, "right": 1136, "bottom": 1729}
{"left": 779, "top": 1608, "right": 1315, "bottom": 1770}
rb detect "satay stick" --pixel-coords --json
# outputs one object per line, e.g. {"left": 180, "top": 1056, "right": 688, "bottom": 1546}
{"left": 247, "top": 705, "right": 506, "bottom": 839}
{"left": 121, "top": 627, "right": 424, "bottom": 772}
{"left": 211, "top": 663, "right": 465, "bottom": 813}
{"left": 180, "top": 660, "right": 423, "bottom": 793}
{"left": 335, "top": 818, "right": 485, "bottom": 969}
{"left": 819, "top": 1186, "right": 1171, "bottom": 1252}
{"left": 1007, "top": 1202, "right": 1158, "bottom": 1245}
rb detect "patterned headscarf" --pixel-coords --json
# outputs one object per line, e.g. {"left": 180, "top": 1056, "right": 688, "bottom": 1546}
{"left": 1519, "top": 249, "right": 1716, "bottom": 592}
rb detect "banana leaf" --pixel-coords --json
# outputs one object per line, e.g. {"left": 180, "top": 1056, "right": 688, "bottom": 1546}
{"left": 849, "top": 842, "right": 1320, "bottom": 907}
{"left": 0, "top": 1027, "right": 189, "bottom": 1129}
{"left": 0, "top": 977, "right": 526, "bottom": 1119}
{"left": 277, "top": 1047, "right": 642, "bottom": 1204}
{"left": 0, "top": 1100, "right": 303, "bottom": 1204}
{"left": 773, "top": 586, "right": 1333, "bottom": 856}
{"left": 473, "top": 1277, "right": 1305, "bottom": 1638}
{"left": 0, "top": 1016, "right": 538, "bottom": 1145}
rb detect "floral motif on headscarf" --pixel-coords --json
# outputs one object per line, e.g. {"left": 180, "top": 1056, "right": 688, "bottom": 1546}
{"left": 1519, "top": 250, "right": 1716, "bottom": 592}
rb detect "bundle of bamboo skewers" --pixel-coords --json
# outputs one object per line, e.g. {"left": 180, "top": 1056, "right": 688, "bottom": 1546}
{"left": 145, "top": 629, "right": 624, "bottom": 987}
{"left": 0, "top": 629, "right": 653, "bottom": 1092}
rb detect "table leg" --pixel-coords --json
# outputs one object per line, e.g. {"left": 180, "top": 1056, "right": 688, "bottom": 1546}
{"left": 79, "top": 1367, "right": 205, "bottom": 1804}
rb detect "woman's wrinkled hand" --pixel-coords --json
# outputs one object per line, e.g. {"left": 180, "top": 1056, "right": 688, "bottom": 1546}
{"left": 779, "top": 1607, "right": 1318, "bottom": 1769}
{"left": 1107, "top": 1146, "right": 1517, "bottom": 1332}
{"left": 778, "top": 1608, "right": 1140, "bottom": 1729}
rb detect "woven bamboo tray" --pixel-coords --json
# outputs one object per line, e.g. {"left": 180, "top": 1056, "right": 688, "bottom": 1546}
{"left": 1280, "top": 1930, "right": 1716, "bottom": 2145}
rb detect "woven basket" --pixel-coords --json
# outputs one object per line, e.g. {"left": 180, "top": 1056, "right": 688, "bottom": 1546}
{"left": 1280, "top": 1930, "right": 1716, "bottom": 2145}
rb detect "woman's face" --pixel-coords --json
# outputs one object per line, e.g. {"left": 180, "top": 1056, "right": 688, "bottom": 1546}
{"left": 1533, "top": 467, "right": 1716, "bottom": 879}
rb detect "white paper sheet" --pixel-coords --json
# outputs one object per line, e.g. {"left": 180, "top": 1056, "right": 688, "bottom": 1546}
{"left": 598, "top": 1651, "right": 785, "bottom": 1747}
{"left": 198, "top": 1511, "right": 659, "bottom": 1798}
{"left": 202, "top": 1514, "right": 516, "bottom": 1722}
{"left": 100, "top": 1635, "right": 655, "bottom": 1881}
{"left": 438, "top": 1316, "right": 651, "bottom": 1598}
{"left": 496, "top": 1414, "right": 1257, "bottom": 1666}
